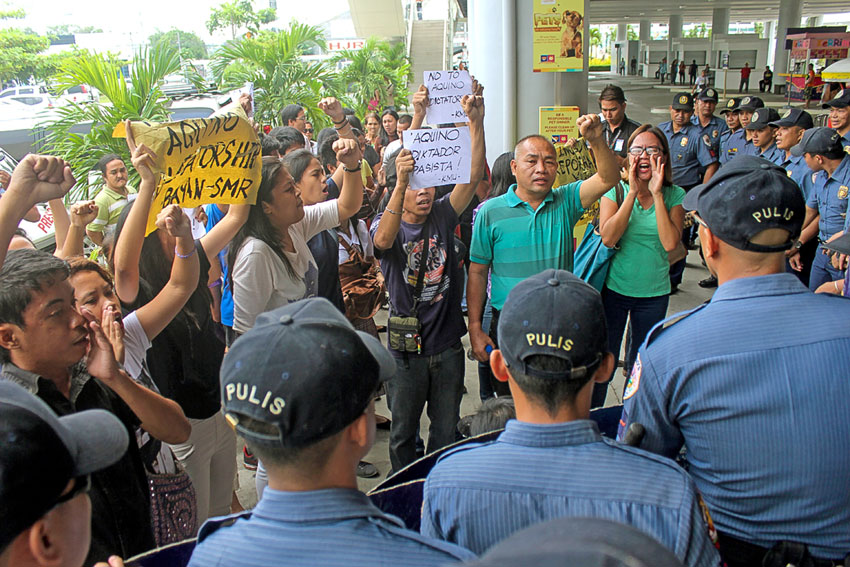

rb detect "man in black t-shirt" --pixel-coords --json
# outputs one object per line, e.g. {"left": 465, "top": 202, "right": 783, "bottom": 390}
{"left": 598, "top": 84, "right": 641, "bottom": 167}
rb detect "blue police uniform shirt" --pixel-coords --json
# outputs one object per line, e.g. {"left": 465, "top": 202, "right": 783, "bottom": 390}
{"left": 659, "top": 121, "right": 717, "bottom": 187}
{"left": 690, "top": 114, "right": 728, "bottom": 157}
{"left": 754, "top": 143, "right": 784, "bottom": 165}
{"left": 618, "top": 274, "right": 850, "bottom": 558}
{"left": 188, "top": 488, "right": 475, "bottom": 567}
{"left": 806, "top": 154, "right": 850, "bottom": 241}
{"left": 720, "top": 128, "right": 747, "bottom": 164}
{"left": 781, "top": 154, "right": 816, "bottom": 200}
{"left": 422, "top": 419, "right": 720, "bottom": 567}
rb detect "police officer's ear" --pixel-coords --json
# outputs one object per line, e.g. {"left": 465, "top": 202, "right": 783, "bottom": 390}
{"left": 591, "top": 352, "right": 616, "bottom": 384}
{"left": 0, "top": 323, "right": 21, "bottom": 353}
{"left": 489, "top": 349, "right": 510, "bottom": 383}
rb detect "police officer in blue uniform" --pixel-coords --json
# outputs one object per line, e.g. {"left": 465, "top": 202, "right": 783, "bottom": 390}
{"left": 718, "top": 97, "right": 742, "bottom": 164}
{"left": 722, "top": 96, "right": 765, "bottom": 161}
{"left": 743, "top": 107, "right": 784, "bottom": 164}
{"left": 421, "top": 270, "right": 720, "bottom": 567}
{"left": 618, "top": 156, "right": 850, "bottom": 567}
{"left": 187, "top": 299, "right": 474, "bottom": 567}
{"left": 822, "top": 88, "right": 850, "bottom": 148}
{"left": 790, "top": 128, "right": 850, "bottom": 290}
{"left": 660, "top": 92, "right": 719, "bottom": 289}
{"left": 690, "top": 87, "right": 728, "bottom": 160}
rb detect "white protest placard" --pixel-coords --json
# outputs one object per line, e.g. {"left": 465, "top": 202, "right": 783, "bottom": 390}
{"left": 423, "top": 70, "right": 472, "bottom": 125}
{"left": 404, "top": 126, "right": 471, "bottom": 189}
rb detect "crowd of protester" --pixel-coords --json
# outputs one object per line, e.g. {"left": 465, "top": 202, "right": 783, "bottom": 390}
{"left": 0, "top": 68, "right": 849, "bottom": 567}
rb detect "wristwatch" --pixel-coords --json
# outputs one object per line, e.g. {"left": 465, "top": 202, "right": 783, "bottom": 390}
{"left": 793, "top": 240, "right": 803, "bottom": 250}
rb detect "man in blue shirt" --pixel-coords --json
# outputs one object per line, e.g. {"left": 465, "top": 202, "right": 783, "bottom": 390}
{"left": 422, "top": 270, "right": 719, "bottom": 567}
{"left": 690, "top": 88, "right": 728, "bottom": 161}
{"left": 619, "top": 156, "right": 850, "bottom": 567}
{"left": 722, "top": 96, "right": 764, "bottom": 162}
{"left": 188, "top": 299, "right": 474, "bottom": 567}
{"left": 718, "top": 97, "right": 741, "bottom": 164}
{"left": 743, "top": 107, "right": 783, "bottom": 164}
{"left": 789, "top": 128, "right": 850, "bottom": 290}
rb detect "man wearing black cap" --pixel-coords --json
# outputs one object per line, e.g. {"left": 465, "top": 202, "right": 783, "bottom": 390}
{"left": 690, "top": 88, "right": 728, "bottom": 163}
{"left": 0, "top": 381, "right": 129, "bottom": 567}
{"left": 722, "top": 96, "right": 765, "bottom": 161}
{"left": 619, "top": 156, "right": 850, "bottom": 567}
{"left": 789, "top": 127, "right": 850, "bottom": 290}
{"left": 422, "top": 270, "right": 720, "bottom": 567}
{"left": 743, "top": 108, "right": 783, "bottom": 164}
{"left": 188, "top": 298, "right": 474, "bottom": 567}
{"left": 718, "top": 97, "right": 742, "bottom": 164}
{"left": 598, "top": 84, "right": 641, "bottom": 166}
{"left": 823, "top": 88, "right": 850, "bottom": 148}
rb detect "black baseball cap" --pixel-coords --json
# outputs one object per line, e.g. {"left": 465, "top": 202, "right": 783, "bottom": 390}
{"left": 790, "top": 127, "right": 845, "bottom": 157}
{"left": 822, "top": 88, "right": 850, "bottom": 109}
{"left": 719, "top": 97, "right": 741, "bottom": 115}
{"left": 671, "top": 92, "right": 694, "bottom": 110}
{"left": 0, "top": 381, "right": 128, "bottom": 552}
{"left": 744, "top": 107, "right": 781, "bottom": 130}
{"left": 460, "top": 517, "right": 685, "bottom": 567}
{"left": 769, "top": 108, "right": 814, "bottom": 129}
{"left": 696, "top": 87, "right": 718, "bottom": 103}
{"left": 221, "top": 297, "right": 395, "bottom": 448}
{"left": 735, "top": 96, "right": 765, "bottom": 111}
{"left": 683, "top": 155, "right": 805, "bottom": 252}
{"left": 498, "top": 270, "right": 606, "bottom": 381}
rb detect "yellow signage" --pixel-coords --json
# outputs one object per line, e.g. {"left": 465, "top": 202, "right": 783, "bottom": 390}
{"left": 532, "top": 0, "right": 585, "bottom": 73}
{"left": 114, "top": 107, "right": 261, "bottom": 235}
{"left": 539, "top": 106, "right": 580, "bottom": 145}
{"left": 553, "top": 141, "right": 598, "bottom": 245}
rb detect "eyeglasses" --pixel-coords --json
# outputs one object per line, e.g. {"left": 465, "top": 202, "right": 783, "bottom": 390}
{"left": 628, "top": 146, "right": 664, "bottom": 156}
{"left": 54, "top": 475, "right": 91, "bottom": 507}
{"left": 304, "top": 129, "right": 313, "bottom": 134}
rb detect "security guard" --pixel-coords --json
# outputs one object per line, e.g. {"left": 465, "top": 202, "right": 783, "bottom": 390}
{"left": 743, "top": 107, "right": 783, "bottom": 164}
{"left": 421, "top": 270, "right": 720, "bottom": 567}
{"left": 690, "top": 87, "right": 728, "bottom": 160}
{"left": 722, "top": 96, "right": 765, "bottom": 161}
{"left": 187, "top": 299, "right": 474, "bottom": 567}
{"left": 598, "top": 84, "right": 641, "bottom": 166}
{"left": 822, "top": 88, "right": 850, "bottom": 148}
{"left": 790, "top": 128, "right": 850, "bottom": 291}
{"left": 718, "top": 97, "right": 742, "bottom": 164}
{"left": 618, "top": 156, "right": 850, "bottom": 567}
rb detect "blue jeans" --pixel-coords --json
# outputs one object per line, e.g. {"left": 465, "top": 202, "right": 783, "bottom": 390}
{"left": 477, "top": 299, "right": 495, "bottom": 402}
{"left": 387, "top": 342, "right": 465, "bottom": 471}
{"left": 809, "top": 243, "right": 845, "bottom": 291}
{"left": 592, "top": 287, "right": 669, "bottom": 408}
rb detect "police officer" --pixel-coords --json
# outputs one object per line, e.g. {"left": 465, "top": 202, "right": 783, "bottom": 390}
{"left": 718, "top": 97, "right": 742, "bottom": 164}
{"left": 187, "top": 299, "right": 474, "bottom": 567}
{"left": 421, "top": 270, "right": 720, "bottom": 567}
{"left": 598, "top": 84, "right": 641, "bottom": 167}
{"left": 660, "top": 92, "right": 719, "bottom": 289}
{"left": 690, "top": 87, "right": 728, "bottom": 161}
{"left": 789, "top": 128, "right": 850, "bottom": 290}
{"left": 743, "top": 107, "right": 783, "bottom": 164}
{"left": 722, "top": 96, "right": 765, "bottom": 161}
{"left": 822, "top": 88, "right": 850, "bottom": 148}
{"left": 772, "top": 108, "right": 818, "bottom": 285}
{"left": 618, "top": 156, "right": 850, "bottom": 567}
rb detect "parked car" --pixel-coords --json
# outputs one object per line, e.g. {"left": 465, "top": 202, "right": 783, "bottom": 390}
{"left": 58, "top": 84, "right": 98, "bottom": 105}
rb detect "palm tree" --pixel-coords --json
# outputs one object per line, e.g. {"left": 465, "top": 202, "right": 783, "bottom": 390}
{"left": 211, "top": 22, "right": 342, "bottom": 128}
{"left": 39, "top": 44, "right": 181, "bottom": 202}
{"left": 589, "top": 27, "right": 602, "bottom": 60}
{"left": 331, "top": 37, "right": 411, "bottom": 115}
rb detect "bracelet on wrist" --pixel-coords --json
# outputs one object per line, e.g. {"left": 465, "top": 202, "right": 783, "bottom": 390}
{"left": 343, "top": 161, "right": 362, "bottom": 173}
{"left": 174, "top": 246, "right": 196, "bottom": 259}
{"left": 208, "top": 280, "right": 222, "bottom": 289}
{"left": 385, "top": 206, "right": 402, "bottom": 215}
{"left": 332, "top": 117, "right": 347, "bottom": 126}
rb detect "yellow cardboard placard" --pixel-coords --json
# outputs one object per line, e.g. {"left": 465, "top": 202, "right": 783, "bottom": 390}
{"left": 553, "top": 141, "right": 598, "bottom": 245}
{"left": 113, "top": 107, "right": 261, "bottom": 235}
{"left": 539, "top": 106, "right": 580, "bottom": 145}
{"left": 532, "top": 0, "right": 585, "bottom": 73}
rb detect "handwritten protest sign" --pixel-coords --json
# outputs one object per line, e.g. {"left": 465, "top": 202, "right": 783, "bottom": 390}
{"left": 403, "top": 126, "right": 471, "bottom": 190}
{"left": 113, "top": 106, "right": 261, "bottom": 235}
{"left": 553, "top": 140, "right": 598, "bottom": 246}
{"left": 424, "top": 70, "right": 472, "bottom": 125}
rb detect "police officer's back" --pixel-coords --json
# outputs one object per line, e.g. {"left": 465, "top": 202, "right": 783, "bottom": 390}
{"left": 618, "top": 157, "right": 850, "bottom": 567}
{"left": 187, "top": 298, "right": 474, "bottom": 567}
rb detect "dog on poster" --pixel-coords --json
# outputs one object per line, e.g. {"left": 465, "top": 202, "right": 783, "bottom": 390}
{"left": 560, "top": 10, "right": 583, "bottom": 58}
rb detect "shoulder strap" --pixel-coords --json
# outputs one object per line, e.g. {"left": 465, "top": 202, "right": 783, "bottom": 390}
{"left": 410, "top": 218, "right": 431, "bottom": 317}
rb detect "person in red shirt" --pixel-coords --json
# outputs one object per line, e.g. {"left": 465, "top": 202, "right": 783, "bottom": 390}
{"left": 739, "top": 62, "right": 751, "bottom": 93}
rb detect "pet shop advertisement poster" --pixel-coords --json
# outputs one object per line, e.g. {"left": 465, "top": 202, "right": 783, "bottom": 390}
{"left": 532, "top": 0, "right": 585, "bottom": 72}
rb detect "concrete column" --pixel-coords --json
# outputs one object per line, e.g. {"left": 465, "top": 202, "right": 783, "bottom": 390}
{"left": 807, "top": 16, "right": 822, "bottom": 27}
{"left": 613, "top": 23, "right": 627, "bottom": 73}
{"left": 765, "top": 20, "right": 776, "bottom": 71}
{"left": 773, "top": 0, "right": 801, "bottom": 72}
{"left": 468, "top": 0, "right": 589, "bottom": 166}
{"left": 639, "top": 19, "right": 651, "bottom": 77}
{"left": 668, "top": 14, "right": 682, "bottom": 67}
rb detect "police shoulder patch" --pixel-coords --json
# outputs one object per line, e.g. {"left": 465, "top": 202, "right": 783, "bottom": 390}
{"left": 623, "top": 354, "right": 642, "bottom": 400}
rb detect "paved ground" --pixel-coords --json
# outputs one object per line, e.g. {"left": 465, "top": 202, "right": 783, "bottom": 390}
{"left": 235, "top": 72, "right": 746, "bottom": 508}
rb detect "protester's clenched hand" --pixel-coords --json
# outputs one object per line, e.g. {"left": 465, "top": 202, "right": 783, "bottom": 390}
{"left": 155, "top": 204, "right": 192, "bottom": 240}
{"left": 412, "top": 85, "right": 429, "bottom": 116}
{"left": 318, "top": 97, "right": 345, "bottom": 124}
{"left": 333, "top": 138, "right": 363, "bottom": 170}
{"left": 395, "top": 149, "right": 414, "bottom": 187}
{"left": 460, "top": 80, "right": 484, "bottom": 123}
{"left": 69, "top": 200, "right": 99, "bottom": 227}
{"left": 576, "top": 114, "right": 604, "bottom": 144}
{"left": 6, "top": 154, "right": 75, "bottom": 208}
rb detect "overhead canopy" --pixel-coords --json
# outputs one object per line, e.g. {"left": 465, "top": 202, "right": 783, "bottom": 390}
{"left": 821, "top": 57, "right": 850, "bottom": 81}
{"left": 587, "top": 0, "right": 850, "bottom": 24}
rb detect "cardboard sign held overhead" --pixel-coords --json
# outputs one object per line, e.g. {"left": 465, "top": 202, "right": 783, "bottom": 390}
{"left": 423, "top": 70, "right": 472, "bottom": 125}
{"left": 113, "top": 106, "right": 261, "bottom": 235}
{"left": 403, "top": 126, "right": 471, "bottom": 190}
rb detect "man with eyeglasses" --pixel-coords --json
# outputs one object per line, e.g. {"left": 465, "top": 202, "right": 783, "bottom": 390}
{"left": 304, "top": 120, "right": 317, "bottom": 155}
{"left": 618, "top": 156, "right": 850, "bottom": 567}
{"left": 0, "top": 381, "right": 129, "bottom": 567}
{"left": 280, "top": 103, "right": 311, "bottom": 151}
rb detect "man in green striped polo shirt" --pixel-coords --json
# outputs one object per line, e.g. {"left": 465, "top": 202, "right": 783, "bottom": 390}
{"left": 85, "top": 153, "right": 136, "bottom": 245}
{"left": 467, "top": 114, "right": 620, "bottom": 395}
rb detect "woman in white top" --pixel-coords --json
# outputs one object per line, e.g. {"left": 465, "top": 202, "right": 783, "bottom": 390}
{"left": 229, "top": 136, "right": 365, "bottom": 335}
